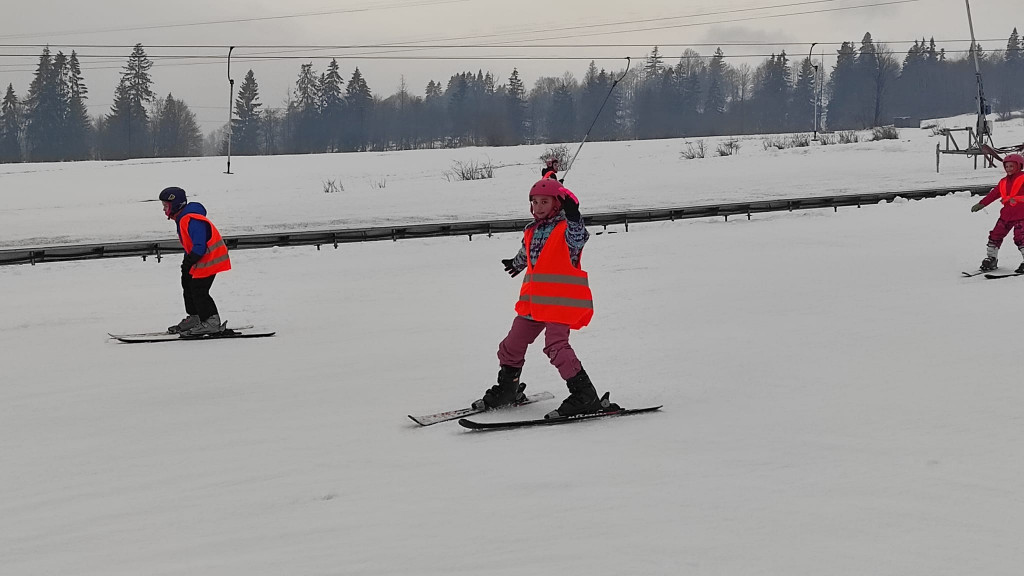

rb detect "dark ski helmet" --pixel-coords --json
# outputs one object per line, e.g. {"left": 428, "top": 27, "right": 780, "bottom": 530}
{"left": 159, "top": 187, "right": 187, "bottom": 217}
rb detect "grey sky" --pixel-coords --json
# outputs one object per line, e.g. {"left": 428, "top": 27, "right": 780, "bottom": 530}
{"left": 0, "top": 0, "right": 1016, "bottom": 131}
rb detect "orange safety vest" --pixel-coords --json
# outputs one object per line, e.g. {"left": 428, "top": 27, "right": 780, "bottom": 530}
{"left": 999, "top": 175, "right": 1024, "bottom": 206}
{"left": 178, "top": 214, "right": 231, "bottom": 278}
{"left": 515, "top": 220, "right": 593, "bottom": 329}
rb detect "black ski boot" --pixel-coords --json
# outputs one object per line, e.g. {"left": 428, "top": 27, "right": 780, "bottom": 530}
{"left": 981, "top": 256, "right": 998, "bottom": 271}
{"left": 545, "top": 369, "right": 617, "bottom": 419}
{"left": 476, "top": 365, "right": 526, "bottom": 409}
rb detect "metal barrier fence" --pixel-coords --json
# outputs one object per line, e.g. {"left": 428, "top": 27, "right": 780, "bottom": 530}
{"left": 0, "top": 185, "right": 991, "bottom": 267}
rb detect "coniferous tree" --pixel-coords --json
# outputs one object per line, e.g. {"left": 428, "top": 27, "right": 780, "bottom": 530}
{"left": 103, "top": 43, "right": 155, "bottom": 159}
{"left": 24, "top": 47, "right": 62, "bottom": 162}
{"left": 230, "top": 70, "right": 262, "bottom": 155}
{"left": 644, "top": 46, "right": 665, "bottom": 80}
{"left": 580, "top": 62, "right": 618, "bottom": 141}
{"left": 422, "top": 80, "right": 446, "bottom": 148}
{"left": 343, "top": 67, "right": 373, "bottom": 151}
{"left": 752, "top": 52, "right": 790, "bottom": 132}
{"left": 704, "top": 48, "right": 727, "bottom": 131}
{"left": 504, "top": 68, "right": 528, "bottom": 144}
{"left": 677, "top": 50, "right": 705, "bottom": 135}
{"left": 849, "top": 33, "right": 880, "bottom": 126}
{"left": 1002, "top": 28, "right": 1023, "bottom": 111}
{"left": 320, "top": 59, "right": 345, "bottom": 151}
{"left": 547, "top": 81, "right": 575, "bottom": 143}
{"left": 446, "top": 72, "right": 470, "bottom": 144}
{"left": 790, "top": 57, "right": 817, "bottom": 132}
{"left": 288, "top": 63, "right": 321, "bottom": 153}
{"left": 154, "top": 93, "right": 202, "bottom": 157}
{"left": 64, "top": 51, "right": 92, "bottom": 160}
{"left": 0, "top": 84, "right": 22, "bottom": 163}
{"left": 826, "top": 42, "right": 858, "bottom": 129}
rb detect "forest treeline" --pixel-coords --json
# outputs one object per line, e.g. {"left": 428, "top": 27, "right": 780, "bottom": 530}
{"left": 1, "top": 30, "right": 1023, "bottom": 163}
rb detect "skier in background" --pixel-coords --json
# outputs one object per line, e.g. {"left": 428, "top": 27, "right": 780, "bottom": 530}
{"left": 540, "top": 157, "right": 560, "bottom": 181}
{"left": 160, "top": 187, "right": 231, "bottom": 335}
{"left": 478, "top": 177, "right": 617, "bottom": 419}
{"left": 971, "top": 153, "right": 1024, "bottom": 272}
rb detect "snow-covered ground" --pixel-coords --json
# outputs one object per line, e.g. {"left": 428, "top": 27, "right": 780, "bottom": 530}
{"left": 1, "top": 114, "right": 1019, "bottom": 249}
{"left": 4, "top": 118, "right": 1024, "bottom": 575}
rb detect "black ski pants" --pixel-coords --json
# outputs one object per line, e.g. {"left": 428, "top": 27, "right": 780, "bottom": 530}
{"left": 182, "top": 271, "right": 218, "bottom": 321}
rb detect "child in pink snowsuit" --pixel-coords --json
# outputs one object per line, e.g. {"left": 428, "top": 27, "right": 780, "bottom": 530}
{"left": 972, "top": 153, "right": 1024, "bottom": 272}
{"left": 476, "top": 178, "right": 615, "bottom": 419}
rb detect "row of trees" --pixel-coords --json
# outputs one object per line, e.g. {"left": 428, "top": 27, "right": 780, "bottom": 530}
{"left": 2, "top": 31, "right": 1023, "bottom": 163}
{"left": 0, "top": 44, "right": 203, "bottom": 163}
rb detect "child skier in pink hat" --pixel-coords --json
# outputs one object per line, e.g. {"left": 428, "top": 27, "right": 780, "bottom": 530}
{"left": 475, "top": 178, "right": 618, "bottom": 419}
{"left": 972, "top": 153, "right": 1024, "bottom": 272}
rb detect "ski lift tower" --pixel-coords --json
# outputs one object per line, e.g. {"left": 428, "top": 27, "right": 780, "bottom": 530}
{"left": 936, "top": 0, "right": 996, "bottom": 171}
{"left": 966, "top": 0, "right": 993, "bottom": 159}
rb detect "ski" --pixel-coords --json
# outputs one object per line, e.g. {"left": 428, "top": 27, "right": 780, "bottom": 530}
{"left": 112, "top": 326, "right": 275, "bottom": 343}
{"left": 985, "top": 272, "right": 1024, "bottom": 280}
{"left": 459, "top": 404, "right": 663, "bottom": 431}
{"left": 109, "top": 324, "right": 254, "bottom": 339}
{"left": 962, "top": 270, "right": 990, "bottom": 278}
{"left": 408, "top": 387, "right": 554, "bottom": 426}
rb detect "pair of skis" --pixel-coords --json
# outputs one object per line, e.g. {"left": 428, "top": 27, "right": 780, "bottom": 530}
{"left": 408, "top": 384, "right": 661, "bottom": 431}
{"left": 109, "top": 323, "right": 275, "bottom": 343}
{"left": 961, "top": 269, "right": 1024, "bottom": 280}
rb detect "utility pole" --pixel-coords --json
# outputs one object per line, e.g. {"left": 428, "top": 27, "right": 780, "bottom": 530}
{"left": 226, "top": 46, "right": 235, "bottom": 175}
{"left": 809, "top": 43, "right": 819, "bottom": 140}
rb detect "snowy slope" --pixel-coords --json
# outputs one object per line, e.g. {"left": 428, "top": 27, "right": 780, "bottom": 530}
{"left": 3, "top": 122, "right": 1024, "bottom": 575}
{"left": 2, "top": 117, "right": 1022, "bottom": 249}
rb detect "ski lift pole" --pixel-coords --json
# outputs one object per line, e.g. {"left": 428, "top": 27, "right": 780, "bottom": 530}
{"left": 561, "top": 57, "right": 631, "bottom": 183}
{"left": 226, "top": 46, "right": 235, "bottom": 175}
{"left": 965, "top": 0, "right": 988, "bottom": 155}
{"left": 808, "top": 43, "right": 818, "bottom": 140}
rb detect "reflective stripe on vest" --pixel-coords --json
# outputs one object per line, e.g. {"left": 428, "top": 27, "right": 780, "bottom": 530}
{"left": 999, "top": 176, "right": 1024, "bottom": 205}
{"left": 515, "top": 220, "right": 593, "bottom": 329}
{"left": 179, "top": 214, "right": 232, "bottom": 278}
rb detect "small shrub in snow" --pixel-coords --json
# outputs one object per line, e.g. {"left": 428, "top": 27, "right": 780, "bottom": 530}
{"left": 788, "top": 134, "right": 811, "bottom": 148}
{"left": 444, "top": 159, "right": 495, "bottom": 182}
{"left": 322, "top": 179, "right": 343, "bottom": 194}
{"left": 540, "top": 144, "right": 570, "bottom": 168}
{"left": 762, "top": 136, "right": 786, "bottom": 150}
{"left": 871, "top": 125, "right": 900, "bottom": 141}
{"left": 838, "top": 130, "right": 860, "bottom": 144}
{"left": 818, "top": 133, "right": 836, "bottom": 145}
{"left": 680, "top": 140, "right": 706, "bottom": 159}
{"left": 716, "top": 139, "right": 740, "bottom": 156}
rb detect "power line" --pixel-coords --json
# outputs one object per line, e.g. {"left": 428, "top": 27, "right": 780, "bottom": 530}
{"left": 0, "top": 0, "right": 473, "bottom": 41}
{"left": 0, "top": 38, "right": 1005, "bottom": 50}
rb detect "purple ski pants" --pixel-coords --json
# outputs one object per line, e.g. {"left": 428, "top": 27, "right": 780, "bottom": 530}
{"left": 497, "top": 315, "right": 583, "bottom": 380}
{"left": 987, "top": 217, "right": 1024, "bottom": 248}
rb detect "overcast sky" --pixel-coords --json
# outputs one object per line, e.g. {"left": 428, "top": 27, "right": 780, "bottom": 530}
{"left": 0, "top": 0, "right": 1017, "bottom": 131}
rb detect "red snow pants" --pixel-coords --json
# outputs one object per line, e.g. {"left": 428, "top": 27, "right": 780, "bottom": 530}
{"left": 497, "top": 315, "right": 583, "bottom": 380}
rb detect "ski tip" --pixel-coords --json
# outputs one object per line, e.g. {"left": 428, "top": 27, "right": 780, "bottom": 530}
{"left": 408, "top": 415, "right": 430, "bottom": 426}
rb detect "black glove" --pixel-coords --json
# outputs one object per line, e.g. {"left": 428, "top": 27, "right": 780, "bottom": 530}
{"left": 502, "top": 258, "right": 522, "bottom": 278}
{"left": 181, "top": 253, "right": 201, "bottom": 276}
{"left": 561, "top": 192, "right": 581, "bottom": 221}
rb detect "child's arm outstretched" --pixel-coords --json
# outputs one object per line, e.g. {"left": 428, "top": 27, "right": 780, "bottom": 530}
{"left": 501, "top": 243, "right": 528, "bottom": 278}
{"left": 972, "top": 186, "right": 1001, "bottom": 211}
